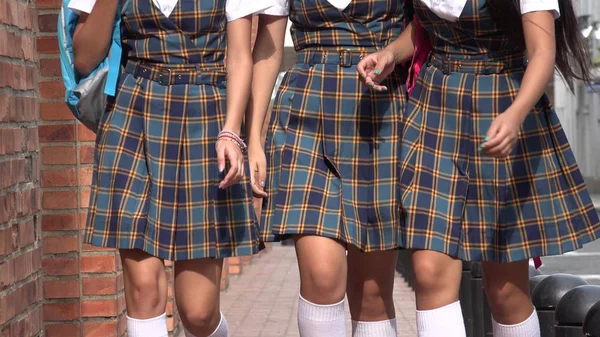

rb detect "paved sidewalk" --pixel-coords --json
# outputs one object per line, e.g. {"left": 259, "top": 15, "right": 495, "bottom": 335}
{"left": 210, "top": 245, "right": 417, "bottom": 337}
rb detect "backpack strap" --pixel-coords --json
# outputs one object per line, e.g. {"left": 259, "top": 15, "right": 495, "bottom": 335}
{"left": 104, "top": 1, "right": 122, "bottom": 97}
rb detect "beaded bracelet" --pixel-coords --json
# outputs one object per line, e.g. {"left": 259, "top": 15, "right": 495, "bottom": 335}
{"left": 217, "top": 130, "right": 247, "bottom": 153}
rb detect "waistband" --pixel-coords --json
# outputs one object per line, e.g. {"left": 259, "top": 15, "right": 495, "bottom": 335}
{"left": 125, "top": 61, "right": 226, "bottom": 86}
{"left": 428, "top": 53, "right": 527, "bottom": 75}
{"left": 296, "top": 47, "right": 379, "bottom": 67}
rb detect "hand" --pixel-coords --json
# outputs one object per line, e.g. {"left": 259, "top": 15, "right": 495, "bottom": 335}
{"left": 479, "top": 110, "right": 526, "bottom": 158}
{"left": 248, "top": 143, "right": 268, "bottom": 198}
{"left": 357, "top": 49, "right": 397, "bottom": 92}
{"left": 216, "top": 139, "right": 245, "bottom": 189}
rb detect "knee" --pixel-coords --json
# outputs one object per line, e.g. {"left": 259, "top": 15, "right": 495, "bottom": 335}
{"left": 302, "top": 264, "right": 345, "bottom": 303}
{"left": 126, "top": 274, "right": 163, "bottom": 312}
{"left": 180, "top": 308, "right": 220, "bottom": 336}
{"left": 348, "top": 282, "right": 390, "bottom": 319}
{"left": 412, "top": 259, "right": 448, "bottom": 291}
{"left": 483, "top": 278, "right": 526, "bottom": 316}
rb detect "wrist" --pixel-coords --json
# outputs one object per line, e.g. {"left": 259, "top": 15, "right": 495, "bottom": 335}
{"left": 247, "top": 137, "right": 264, "bottom": 149}
{"left": 222, "top": 124, "right": 241, "bottom": 136}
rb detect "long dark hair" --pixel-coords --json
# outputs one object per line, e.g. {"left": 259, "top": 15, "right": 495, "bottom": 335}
{"left": 487, "top": 0, "right": 592, "bottom": 91}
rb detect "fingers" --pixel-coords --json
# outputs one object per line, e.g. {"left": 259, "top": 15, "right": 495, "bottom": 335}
{"left": 479, "top": 122, "right": 503, "bottom": 152}
{"left": 357, "top": 54, "right": 389, "bottom": 92}
{"left": 254, "top": 163, "right": 268, "bottom": 198}
{"left": 219, "top": 145, "right": 243, "bottom": 189}
{"left": 357, "top": 56, "right": 376, "bottom": 80}
{"left": 217, "top": 142, "right": 226, "bottom": 173}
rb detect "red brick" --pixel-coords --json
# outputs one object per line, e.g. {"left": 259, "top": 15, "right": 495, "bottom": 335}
{"left": 39, "top": 124, "right": 75, "bottom": 143}
{"left": 44, "top": 279, "right": 79, "bottom": 299}
{"left": 42, "top": 257, "right": 78, "bottom": 276}
{"left": 81, "top": 254, "right": 116, "bottom": 273}
{"left": 18, "top": 219, "right": 35, "bottom": 248}
{"left": 0, "top": 306, "right": 42, "bottom": 337}
{"left": 41, "top": 213, "right": 79, "bottom": 231}
{"left": 0, "top": 28, "right": 36, "bottom": 61}
{"left": 0, "top": 225, "right": 17, "bottom": 256}
{"left": 77, "top": 123, "right": 97, "bottom": 142}
{"left": 0, "top": 128, "right": 25, "bottom": 155}
{"left": 80, "top": 145, "right": 95, "bottom": 164}
{"left": 35, "top": 0, "right": 62, "bottom": 9}
{"left": 42, "top": 167, "right": 78, "bottom": 187}
{"left": 0, "top": 159, "right": 26, "bottom": 189}
{"left": 45, "top": 323, "right": 80, "bottom": 337}
{"left": 39, "top": 80, "right": 65, "bottom": 99}
{"left": 0, "top": 277, "right": 42, "bottom": 325}
{"left": 81, "top": 299, "right": 118, "bottom": 317}
{"left": 0, "top": 62, "right": 36, "bottom": 91}
{"left": 0, "top": 0, "right": 35, "bottom": 30}
{"left": 42, "top": 190, "right": 78, "bottom": 210}
{"left": 83, "top": 321, "right": 118, "bottom": 337}
{"left": 0, "top": 94, "right": 38, "bottom": 122}
{"left": 43, "top": 234, "right": 78, "bottom": 254}
{"left": 37, "top": 13, "right": 59, "bottom": 33}
{"left": 40, "top": 102, "right": 74, "bottom": 121}
{"left": 78, "top": 166, "right": 94, "bottom": 186}
{"left": 82, "top": 276, "right": 117, "bottom": 296}
{"left": 80, "top": 188, "right": 90, "bottom": 208}
{"left": 42, "top": 145, "right": 77, "bottom": 165}
{"left": 37, "top": 36, "right": 59, "bottom": 54}
{"left": 43, "top": 301, "right": 79, "bottom": 321}
{"left": 26, "top": 128, "right": 39, "bottom": 151}
{"left": 39, "top": 58, "right": 61, "bottom": 78}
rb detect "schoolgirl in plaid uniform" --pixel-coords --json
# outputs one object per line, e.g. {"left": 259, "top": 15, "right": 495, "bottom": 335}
{"left": 246, "top": 0, "right": 407, "bottom": 336}
{"left": 68, "top": 0, "right": 271, "bottom": 335}
{"left": 359, "top": 0, "right": 600, "bottom": 336}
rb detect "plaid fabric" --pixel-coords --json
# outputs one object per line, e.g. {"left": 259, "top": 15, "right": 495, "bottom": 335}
{"left": 85, "top": 0, "right": 262, "bottom": 261}
{"left": 399, "top": 0, "right": 600, "bottom": 262}
{"left": 260, "top": 0, "right": 407, "bottom": 251}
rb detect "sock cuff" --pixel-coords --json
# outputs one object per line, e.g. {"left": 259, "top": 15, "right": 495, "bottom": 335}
{"left": 351, "top": 319, "right": 398, "bottom": 337}
{"left": 416, "top": 301, "right": 464, "bottom": 332}
{"left": 127, "top": 313, "right": 168, "bottom": 336}
{"left": 492, "top": 308, "right": 538, "bottom": 335}
{"left": 298, "top": 295, "right": 345, "bottom": 322}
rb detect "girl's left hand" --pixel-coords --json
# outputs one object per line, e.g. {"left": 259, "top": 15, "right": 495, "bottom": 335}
{"left": 479, "top": 110, "right": 526, "bottom": 158}
{"left": 216, "top": 139, "right": 245, "bottom": 189}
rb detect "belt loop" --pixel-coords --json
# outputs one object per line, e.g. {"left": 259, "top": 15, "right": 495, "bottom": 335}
{"left": 483, "top": 54, "right": 490, "bottom": 75}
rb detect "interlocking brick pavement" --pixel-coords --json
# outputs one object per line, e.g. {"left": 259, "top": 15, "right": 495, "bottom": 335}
{"left": 180, "top": 245, "right": 417, "bottom": 337}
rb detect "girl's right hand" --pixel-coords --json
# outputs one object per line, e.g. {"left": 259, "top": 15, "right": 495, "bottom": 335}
{"left": 357, "top": 49, "right": 397, "bottom": 92}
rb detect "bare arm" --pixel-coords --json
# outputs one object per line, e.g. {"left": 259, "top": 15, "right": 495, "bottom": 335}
{"left": 72, "top": 0, "right": 119, "bottom": 76}
{"left": 246, "top": 14, "right": 287, "bottom": 147}
{"left": 480, "top": 10, "right": 556, "bottom": 157}
{"left": 509, "top": 11, "right": 556, "bottom": 118}
{"left": 385, "top": 21, "right": 416, "bottom": 65}
{"left": 224, "top": 16, "right": 255, "bottom": 136}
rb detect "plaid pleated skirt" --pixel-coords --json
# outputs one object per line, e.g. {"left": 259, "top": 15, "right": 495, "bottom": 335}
{"left": 261, "top": 50, "right": 406, "bottom": 251}
{"left": 85, "top": 62, "right": 262, "bottom": 261}
{"left": 399, "top": 53, "right": 600, "bottom": 262}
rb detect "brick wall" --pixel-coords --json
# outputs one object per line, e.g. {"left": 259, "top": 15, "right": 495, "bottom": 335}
{"left": 0, "top": 0, "right": 43, "bottom": 335}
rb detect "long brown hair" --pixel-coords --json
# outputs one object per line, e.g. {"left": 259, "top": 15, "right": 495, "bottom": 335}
{"left": 486, "top": 0, "right": 593, "bottom": 91}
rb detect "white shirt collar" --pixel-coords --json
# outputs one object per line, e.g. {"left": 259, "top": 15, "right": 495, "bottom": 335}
{"left": 420, "top": 0, "right": 468, "bottom": 22}
{"left": 327, "top": 0, "right": 351, "bottom": 11}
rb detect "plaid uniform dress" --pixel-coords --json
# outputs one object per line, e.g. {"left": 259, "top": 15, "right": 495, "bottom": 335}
{"left": 400, "top": 0, "right": 600, "bottom": 262}
{"left": 85, "top": 0, "right": 262, "bottom": 261}
{"left": 261, "top": 0, "right": 407, "bottom": 251}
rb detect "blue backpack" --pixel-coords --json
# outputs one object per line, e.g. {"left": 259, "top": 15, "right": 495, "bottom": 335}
{"left": 57, "top": 0, "right": 122, "bottom": 132}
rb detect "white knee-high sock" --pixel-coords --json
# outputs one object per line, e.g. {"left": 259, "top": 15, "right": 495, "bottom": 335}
{"left": 184, "top": 312, "right": 228, "bottom": 337}
{"left": 416, "top": 301, "right": 466, "bottom": 337}
{"left": 351, "top": 319, "right": 397, "bottom": 337}
{"left": 127, "top": 312, "right": 169, "bottom": 337}
{"left": 297, "top": 295, "right": 346, "bottom": 337}
{"left": 492, "top": 309, "right": 540, "bottom": 337}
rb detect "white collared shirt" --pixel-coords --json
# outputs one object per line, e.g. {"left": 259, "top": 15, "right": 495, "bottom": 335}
{"left": 249, "top": 0, "right": 354, "bottom": 16}
{"left": 68, "top": 0, "right": 276, "bottom": 21}
{"left": 421, "top": 0, "right": 560, "bottom": 22}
